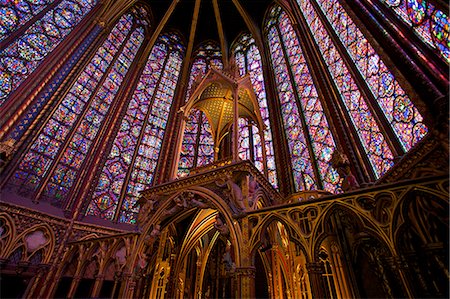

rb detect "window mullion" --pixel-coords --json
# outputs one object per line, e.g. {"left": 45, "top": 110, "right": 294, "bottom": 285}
{"left": 32, "top": 23, "right": 137, "bottom": 203}
{"left": 276, "top": 25, "right": 324, "bottom": 190}
{"left": 112, "top": 49, "right": 171, "bottom": 222}
{"left": 193, "top": 111, "right": 203, "bottom": 168}
{"left": 309, "top": 0, "right": 407, "bottom": 157}
{"left": 0, "top": 0, "right": 63, "bottom": 50}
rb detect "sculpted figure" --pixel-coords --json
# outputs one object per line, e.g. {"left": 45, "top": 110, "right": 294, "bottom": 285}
{"left": 247, "top": 176, "right": 259, "bottom": 208}
{"left": 223, "top": 243, "right": 235, "bottom": 272}
{"left": 145, "top": 224, "right": 161, "bottom": 247}
{"left": 216, "top": 175, "right": 246, "bottom": 213}
{"left": 336, "top": 167, "right": 360, "bottom": 192}
{"left": 331, "top": 151, "right": 360, "bottom": 192}
{"left": 213, "top": 215, "right": 229, "bottom": 236}
{"left": 135, "top": 195, "right": 158, "bottom": 231}
{"left": 187, "top": 195, "right": 209, "bottom": 209}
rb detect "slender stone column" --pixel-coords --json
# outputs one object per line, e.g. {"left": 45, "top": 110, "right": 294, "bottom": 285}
{"left": 66, "top": 275, "right": 81, "bottom": 299}
{"left": 306, "top": 262, "right": 326, "bottom": 298}
{"left": 90, "top": 274, "right": 105, "bottom": 298}
{"left": 235, "top": 266, "right": 256, "bottom": 298}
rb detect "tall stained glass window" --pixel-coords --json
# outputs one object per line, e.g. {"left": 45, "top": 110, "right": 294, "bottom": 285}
{"left": 377, "top": 0, "right": 449, "bottom": 63}
{"left": 185, "top": 41, "right": 223, "bottom": 101}
{"left": 177, "top": 42, "right": 222, "bottom": 177}
{"left": 86, "top": 33, "right": 185, "bottom": 223}
{"left": 0, "top": 0, "right": 98, "bottom": 106}
{"left": 311, "top": 0, "right": 428, "bottom": 151}
{"left": 8, "top": 13, "right": 145, "bottom": 208}
{"left": 177, "top": 108, "right": 214, "bottom": 177}
{"left": 293, "top": 0, "right": 428, "bottom": 174}
{"left": 232, "top": 34, "right": 278, "bottom": 187}
{"left": 266, "top": 8, "right": 340, "bottom": 192}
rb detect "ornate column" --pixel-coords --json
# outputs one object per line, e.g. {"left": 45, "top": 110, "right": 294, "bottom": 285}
{"left": 232, "top": 87, "right": 239, "bottom": 161}
{"left": 235, "top": 266, "right": 256, "bottom": 298}
{"left": 90, "top": 274, "right": 105, "bottom": 298}
{"left": 386, "top": 256, "right": 414, "bottom": 298}
{"left": 66, "top": 275, "right": 81, "bottom": 299}
{"left": 120, "top": 272, "right": 137, "bottom": 298}
{"left": 24, "top": 264, "right": 50, "bottom": 298}
{"left": 306, "top": 262, "right": 326, "bottom": 298}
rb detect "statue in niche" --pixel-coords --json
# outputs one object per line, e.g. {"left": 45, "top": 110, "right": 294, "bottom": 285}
{"left": 215, "top": 175, "right": 246, "bottom": 216}
{"left": 137, "top": 252, "right": 148, "bottom": 269}
{"left": 259, "top": 229, "right": 272, "bottom": 252}
{"left": 331, "top": 151, "right": 360, "bottom": 192}
{"left": 115, "top": 246, "right": 127, "bottom": 266}
{"left": 24, "top": 230, "right": 48, "bottom": 252}
{"left": 213, "top": 214, "right": 229, "bottom": 236}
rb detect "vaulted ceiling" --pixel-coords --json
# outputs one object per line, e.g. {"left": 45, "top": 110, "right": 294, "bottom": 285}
{"left": 145, "top": 0, "right": 274, "bottom": 49}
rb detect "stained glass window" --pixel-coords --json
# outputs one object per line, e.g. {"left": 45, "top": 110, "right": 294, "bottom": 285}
{"left": 312, "top": 0, "right": 427, "bottom": 151}
{"left": 176, "top": 42, "right": 222, "bottom": 177}
{"left": 378, "top": 0, "right": 449, "bottom": 62}
{"left": 1, "top": 0, "right": 53, "bottom": 42}
{"left": 0, "top": 0, "right": 98, "bottom": 106}
{"left": 291, "top": 2, "right": 396, "bottom": 177}
{"left": 232, "top": 34, "right": 278, "bottom": 187}
{"left": 185, "top": 42, "right": 223, "bottom": 101}
{"left": 177, "top": 108, "right": 214, "bottom": 177}
{"left": 86, "top": 33, "right": 184, "bottom": 223}
{"left": 266, "top": 8, "right": 340, "bottom": 192}
{"left": 9, "top": 13, "right": 144, "bottom": 206}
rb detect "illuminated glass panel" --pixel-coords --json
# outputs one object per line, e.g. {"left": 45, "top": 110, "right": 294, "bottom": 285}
{"left": 238, "top": 118, "right": 251, "bottom": 161}
{"left": 235, "top": 51, "right": 246, "bottom": 76}
{"left": 185, "top": 42, "right": 223, "bottom": 101}
{"left": 45, "top": 27, "right": 144, "bottom": 205}
{"left": 185, "top": 58, "right": 207, "bottom": 100}
{"left": 178, "top": 109, "right": 200, "bottom": 177}
{"left": 120, "top": 50, "right": 183, "bottom": 223}
{"left": 86, "top": 34, "right": 184, "bottom": 223}
{"left": 0, "top": 0, "right": 98, "bottom": 106}
{"left": 0, "top": 0, "right": 54, "bottom": 42}
{"left": 233, "top": 34, "right": 278, "bottom": 187}
{"left": 267, "top": 24, "right": 317, "bottom": 191}
{"left": 313, "top": 0, "right": 427, "bottom": 151}
{"left": 9, "top": 15, "right": 138, "bottom": 200}
{"left": 278, "top": 11, "right": 340, "bottom": 192}
{"left": 246, "top": 44, "right": 278, "bottom": 186}
{"left": 177, "top": 108, "right": 214, "bottom": 177}
{"left": 87, "top": 44, "right": 166, "bottom": 221}
{"left": 380, "top": 0, "right": 449, "bottom": 62}
{"left": 296, "top": 1, "right": 394, "bottom": 177}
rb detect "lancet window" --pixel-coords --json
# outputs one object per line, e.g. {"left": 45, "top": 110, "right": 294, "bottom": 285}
{"left": 0, "top": 0, "right": 98, "bottom": 106}
{"left": 8, "top": 12, "right": 146, "bottom": 209}
{"left": 86, "top": 33, "right": 185, "bottom": 223}
{"left": 266, "top": 7, "right": 341, "bottom": 192}
{"left": 232, "top": 33, "right": 278, "bottom": 187}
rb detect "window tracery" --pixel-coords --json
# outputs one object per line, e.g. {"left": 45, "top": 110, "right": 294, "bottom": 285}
{"left": 266, "top": 8, "right": 340, "bottom": 192}
{"left": 379, "top": 0, "right": 449, "bottom": 62}
{"left": 87, "top": 33, "right": 185, "bottom": 223}
{"left": 0, "top": 0, "right": 98, "bottom": 106}
{"left": 232, "top": 34, "right": 278, "bottom": 187}
{"left": 9, "top": 13, "right": 145, "bottom": 209}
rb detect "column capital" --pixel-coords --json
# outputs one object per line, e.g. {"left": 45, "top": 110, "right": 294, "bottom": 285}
{"left": 235, "top": 266, "right": 256, "bottom": 278}
{"left": 306, "top": 262, "right": 323, "bottom": 274}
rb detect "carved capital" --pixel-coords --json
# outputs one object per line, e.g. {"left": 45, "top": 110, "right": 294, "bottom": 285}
{"left": 306, "top": 262, "right": 323, "bottom": 274}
